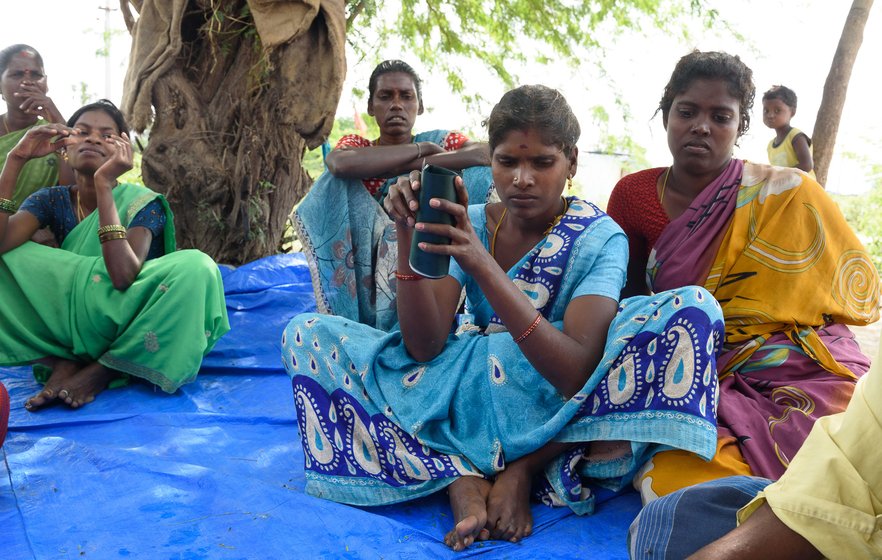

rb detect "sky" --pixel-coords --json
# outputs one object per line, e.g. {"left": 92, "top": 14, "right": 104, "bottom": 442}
{"left": 6, "top": 1, "right": 880, "bottom": 195}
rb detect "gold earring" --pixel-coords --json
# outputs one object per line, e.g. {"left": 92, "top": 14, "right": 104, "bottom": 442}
{"left": 62, "top": 150, "right": 69, "bottom": 162}
{"left": 567, "top": 176, "right": 573, "bottom": 191}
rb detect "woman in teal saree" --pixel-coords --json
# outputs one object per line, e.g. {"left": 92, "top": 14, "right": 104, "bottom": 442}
{"left": 294, "top": 60, "right": 492, "bottom": 331}
{"left": 284, "top": 85, "right": 726, "bottom": 551}
{"left": 0, "top": 100, "right": 229, "bottom": 410}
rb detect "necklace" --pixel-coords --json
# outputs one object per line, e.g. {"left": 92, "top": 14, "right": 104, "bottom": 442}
{"left": 544, "top": 197, "right": 569, "bottom": 235}
{"left": 75, "top": 188, "right": 85, "bottom": 222}
{"left": 660, "top": 167, "right": 671, "bottom": 204}
{"left": 490, "top": 197, "right": 569, "bottom": 257}
{"left": 490, "top": 208, "right": 507, "bottom": 257}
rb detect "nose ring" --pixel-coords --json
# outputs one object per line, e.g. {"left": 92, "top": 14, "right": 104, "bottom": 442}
{"left": 513, "top": 176, "right": 519, "bottom": 183}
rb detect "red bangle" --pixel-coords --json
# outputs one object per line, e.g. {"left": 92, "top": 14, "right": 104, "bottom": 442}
{"left": 395, "top": 271, "right": 424, "bottom": 281}
{"left": 513, "top": 313, "right": 542, "bottom": 343}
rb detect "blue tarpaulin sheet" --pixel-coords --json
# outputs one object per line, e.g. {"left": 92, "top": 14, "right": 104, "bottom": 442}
{"left": 1, "top": 254, "right": 640, "bottom": 559}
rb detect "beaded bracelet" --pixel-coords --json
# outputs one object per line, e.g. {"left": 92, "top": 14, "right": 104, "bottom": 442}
{"left": 395, "top": 271, "right": 424, "bottom": 281}
{"left": 0, "top": 197, "right": 16, "bottom": 214}
{"left": 415, "top": 142, "right": 423, "bottom": 159}
{"left": 513, "top": 313, "right": 542, "bottom": 344}
{"left": 97, "top": 224, "right": 127, "bottom": 236}
{"left": 99, "top": 230, "right": 128, "bottom": 243}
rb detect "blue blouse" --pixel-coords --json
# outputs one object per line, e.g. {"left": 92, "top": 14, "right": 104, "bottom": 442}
{"left": 20, "top": 185, "right": 167, "bottom": 259}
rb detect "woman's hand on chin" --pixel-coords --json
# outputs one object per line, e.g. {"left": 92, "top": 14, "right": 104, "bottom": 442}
{"left": 94, "top": 132, "right": 133, "bottom": 186}
{"left": 8, "top": 124, "right": 73, "bottom": 162}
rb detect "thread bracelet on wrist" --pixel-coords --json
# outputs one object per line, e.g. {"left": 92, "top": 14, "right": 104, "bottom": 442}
{"left": 395, "top": 271, "right": 424, "bottom": 281}
{"left": 513, "top": 313, "right": 543, "bottom": 343}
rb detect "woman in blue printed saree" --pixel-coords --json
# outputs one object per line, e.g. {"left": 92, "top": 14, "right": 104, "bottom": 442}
{"left": 293, "top": 60, "right": 492, "bottom": 331}
{"left": 283, "top": 85, "right": 725, "bottom": 551}
{"left": 0, "top": 100, "right": 229, "bottom": 411}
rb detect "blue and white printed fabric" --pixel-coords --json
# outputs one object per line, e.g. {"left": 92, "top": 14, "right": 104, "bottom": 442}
{"left": 283, "top": 199, "right": 725, "bottom": 513}
{"left": 293, "top": 130, "right": 493, "bottom": 331}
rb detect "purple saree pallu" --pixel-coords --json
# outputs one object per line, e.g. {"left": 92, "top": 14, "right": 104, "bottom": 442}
{"left": 649, "top": 160, "right": 878, "bottom": 478}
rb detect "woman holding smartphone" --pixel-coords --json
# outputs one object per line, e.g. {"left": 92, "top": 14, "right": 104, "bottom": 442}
{"left": 283, "top": 85, "right": 727, "bottom": 551}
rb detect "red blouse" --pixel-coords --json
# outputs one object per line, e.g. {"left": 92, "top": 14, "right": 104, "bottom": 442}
{"left": 334, "top": 132, "right": 470, "bottom": 196}
{"left": 606, "top": 168, "right": 671, "bottom": 269}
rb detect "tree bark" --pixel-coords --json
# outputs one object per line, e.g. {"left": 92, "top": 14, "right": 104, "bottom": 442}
{"left": 813, "top": 0, "right": 874, "bottom": 187}
{"left": 121, "top": 0, "right": 345, "bottom": 264}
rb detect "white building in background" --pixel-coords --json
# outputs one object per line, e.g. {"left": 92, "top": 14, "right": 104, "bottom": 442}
{"left": 574, "top": 151, "right": 629, "bottom": 210}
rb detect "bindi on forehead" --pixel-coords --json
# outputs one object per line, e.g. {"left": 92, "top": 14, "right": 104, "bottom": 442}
{"left": 519, "top": 144, "right": 529, "bottom": 150}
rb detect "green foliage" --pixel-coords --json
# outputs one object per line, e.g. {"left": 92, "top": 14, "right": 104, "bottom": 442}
{"left": 831, "top": 162, "right": 882, "bottom": 275}
{"left": 119, "top": 149, "right": 145, "bottom": 186}
{"left": 301, "top": 114, "right": 381, "bottom": 180}
{"left": 72, "top": 82, "right": 96, "bottom": 107}
{"left": 588, "top": 104, "right": 649, "bottom": 172}
{"left": 344, "top": 0, "right": 717, "bottom": 97}
{"left": 341, "top": 0, "right": 724, "bottom": 163}
{"left": 281, "top": 113, "right": 381, "bottom": 252}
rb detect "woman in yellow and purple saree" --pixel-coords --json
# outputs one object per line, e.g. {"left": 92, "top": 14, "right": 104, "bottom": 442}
{"left": 608, "top": 51, "right": 878, "bottom": 501}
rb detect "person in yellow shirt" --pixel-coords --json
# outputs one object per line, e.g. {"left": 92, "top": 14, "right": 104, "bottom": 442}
{"left": 629, "top": 340, "right": 882, "bottom": 559}
{"left": 762, "top": 85, "right": 815, "bottom": 179}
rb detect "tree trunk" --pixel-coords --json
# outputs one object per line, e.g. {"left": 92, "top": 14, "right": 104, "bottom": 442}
{"left": 120, "top": 0, "right": 346, "bottom": 264}
{"left": 813, "top": 0, "right": 874, "bottom": 187}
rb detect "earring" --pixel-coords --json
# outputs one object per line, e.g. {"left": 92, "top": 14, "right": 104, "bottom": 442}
{"left": 567, "top": 176, "right": 573, "bottom": 191}
{"left": 61, "top": 149, "right": 69, "bottom": 162}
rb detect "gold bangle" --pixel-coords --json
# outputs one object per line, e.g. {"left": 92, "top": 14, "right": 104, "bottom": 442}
{"left": 513, "top": 313, "right": 542, "bottom": 344}
{"left": 99, "top": 231, "right": 128, "bottom": 243}
{"left": 0, "top": 197, "right": 16, "bottom": 214}
{"left": 97, "top": 224, "right": 127, "bottom": 236}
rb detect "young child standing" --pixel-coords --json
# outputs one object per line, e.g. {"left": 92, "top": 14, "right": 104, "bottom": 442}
{"left": 762, "top": 85, "right": 815, "bottom": 178}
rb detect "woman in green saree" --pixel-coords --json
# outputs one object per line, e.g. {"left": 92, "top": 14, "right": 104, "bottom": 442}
{"left": 0, "top": 44, "right": 72, "bottom": 207}
{"left": 0, "top": 100, "right": 229, "bottom": 410}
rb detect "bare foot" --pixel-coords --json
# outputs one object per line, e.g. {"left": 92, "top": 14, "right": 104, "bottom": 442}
{"left": 486, "top": 461, "right": 534, "bottom": 543}
{"left": 56, "top": 362, "right": 117, "bottom": 408}
{"left": 444, "top": 476, "right": 492, "bottom": 552}
{"left": 25, "top": 359, "right": 80, "bottom": 411}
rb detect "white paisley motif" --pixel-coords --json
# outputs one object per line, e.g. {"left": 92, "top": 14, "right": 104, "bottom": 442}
{"left": 384, "top": 428, "right": 431, "bottom": 480}
{"left": 489, "top": 355, "right": 506, "bottom": 385}
{"left": 607, "top": 354, "right": 637, "bottom": 405}
{"left": 402, "top": 366, "right": 427, "bottom": 388}
{"left": 662, "top": 326, "right": 697, "bottom": 400}
{"left": 298, "top": 389, "right": 335, "bottom": 466}
{"left": 513, "top": 279, "right": 551, "bottom": 309}
{"left": 538, "top": 234, "right": 566, "bottom": 258}
{"left": 346, "top": 404, "right": 382, "bottom": 475}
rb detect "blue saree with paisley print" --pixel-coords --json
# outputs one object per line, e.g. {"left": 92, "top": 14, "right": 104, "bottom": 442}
{"left": 293, "top": 130, "right": 493, "bottom": 331}
{"left": 282, "top": 197, "right": 724, "bottom": 513}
